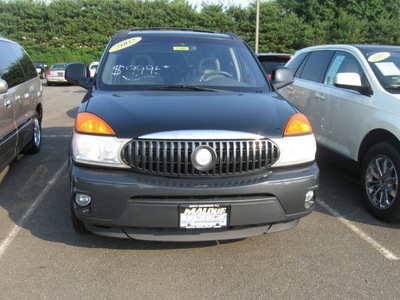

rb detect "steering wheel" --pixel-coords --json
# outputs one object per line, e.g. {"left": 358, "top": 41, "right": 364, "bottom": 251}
{"left": 201, "top": 71, "right": 233, "bottom": 82}
{"left": 387, "top": 75, "right": 400, "bottom": 86}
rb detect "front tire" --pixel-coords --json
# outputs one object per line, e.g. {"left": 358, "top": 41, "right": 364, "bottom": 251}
{"left": 361, "top": 142, "right": 400, "bottom": 222}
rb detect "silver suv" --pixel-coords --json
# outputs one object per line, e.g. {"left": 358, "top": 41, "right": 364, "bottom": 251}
{"left": 281, "top": 44, "right": 400, "bottom": 222}
{"left": 0, "top": 36, "right": 43, "bottom": 172}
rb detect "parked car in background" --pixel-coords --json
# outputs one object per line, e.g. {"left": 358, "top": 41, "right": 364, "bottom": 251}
{"left": 281, "top": 44, "right": 400, "bottom": 222}
{"left": 33, "top": 61, "right": 48, "bottom": 79}
{"left": 0, "top": 36, "right": 43, "bottom": 172}
{"left": 89, "top": 61, "right": 99, "bottom": 77}
{"left": 46, "top": 63, "right": 69, "bottom": 86}
{"left": 65, "top": 28, "right": 319, "bottom": 242}
{"left": 257, "top": 53, "right": 292, "bottom": 78}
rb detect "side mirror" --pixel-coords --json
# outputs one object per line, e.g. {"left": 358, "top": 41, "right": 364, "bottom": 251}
{"left": 65, "top": 62, "right": 92, "bottom": 90}
{"left": 270, "top": 67, "right": 294, "bottom": 89}
{"left": 0, "top": 79, "right": 8, "bottom": 94}
{"left": 334, "top": 72, "right": 372, "bottom": 96}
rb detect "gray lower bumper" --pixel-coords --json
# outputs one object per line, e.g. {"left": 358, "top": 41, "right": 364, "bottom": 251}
{"left": 70, "top": 162, "right": 319, "bottom": 241}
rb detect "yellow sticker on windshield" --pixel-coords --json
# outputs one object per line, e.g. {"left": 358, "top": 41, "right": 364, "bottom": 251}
{"left": 173, "top": 46, "right": 189, "bottom": 51}
{"left": 109, "top": 37, "right": 142, "bottom": 53}
{"left": 368, "top": 52, "right": 390, "bottom": 62}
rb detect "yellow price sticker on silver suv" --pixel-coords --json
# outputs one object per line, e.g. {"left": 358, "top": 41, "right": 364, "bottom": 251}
{"left": 368, "top": 52, "right": 390, "bottom": 62}
{"left": 109, "top": 37, "right": 142, "bottom": 53}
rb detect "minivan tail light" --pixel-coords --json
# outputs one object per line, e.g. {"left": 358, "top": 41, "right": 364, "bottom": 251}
{"left": 75, "top": 112, "right": 115, "bottom": 135}
{"left": 284, "top": 113, "right": 312, "bottom": 136}
{"left": 46, "top": 71, "right": 51, "bottom": 75}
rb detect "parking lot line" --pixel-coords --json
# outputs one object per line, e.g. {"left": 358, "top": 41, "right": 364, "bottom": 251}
{"left": 0, "top": 160, "right": 68, "bottom": 259}
{"left": 317, "top": 199, "right": 400, "bottom": 260}
{"left": 42, "top": 135, "right": 71, "bottom": 138}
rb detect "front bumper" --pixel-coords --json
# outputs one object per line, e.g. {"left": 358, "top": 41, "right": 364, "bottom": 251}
{"left": 70, "top": 162, "right": 319, "bottom": 241}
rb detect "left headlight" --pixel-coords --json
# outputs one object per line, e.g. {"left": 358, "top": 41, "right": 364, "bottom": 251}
{"left": 271, "top": 113, "right": 316, "bottom": 167}
{"left": 71, "top": 132, "right": 130, "bottom": 168}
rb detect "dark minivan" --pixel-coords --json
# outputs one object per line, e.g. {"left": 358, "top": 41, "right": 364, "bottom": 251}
{"left": 0, "top": 36, "right": 43, "bottom": 173}
{"left": 65, "top": 28, "right": 319, "bottom": 242}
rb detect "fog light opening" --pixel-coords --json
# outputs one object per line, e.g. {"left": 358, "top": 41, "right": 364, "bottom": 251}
{"left": 305, "top": 190, "right": 315, "bottom": 209}
{"left": 75, "top": 194, "right": 91, "bottom": 207}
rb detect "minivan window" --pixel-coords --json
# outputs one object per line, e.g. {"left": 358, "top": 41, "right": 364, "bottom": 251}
{"left": 0, "top": 41, "right": 26, "bottom": 88}
{"left": 8, "top": 42, "right": 37, "bottom": 80}
{"left": 299, "top": 51, "right": 332, "bottom": 82}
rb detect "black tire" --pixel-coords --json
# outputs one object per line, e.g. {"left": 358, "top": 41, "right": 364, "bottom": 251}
{"left": 47, "top": 81, "right": 52, "bottom": 86}
{"left": 361, "top": 142, "right": 400, "bottom": 222}
{"left": 71, "top": 202, "right": 89, "bottom": 234}
{"left": 23, "top": 112, "right": 41, "bottom": 154}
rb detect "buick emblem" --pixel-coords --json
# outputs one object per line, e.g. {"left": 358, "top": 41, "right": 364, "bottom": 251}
{"left": 191, "top": 146, "right": 217, "bottom": 171}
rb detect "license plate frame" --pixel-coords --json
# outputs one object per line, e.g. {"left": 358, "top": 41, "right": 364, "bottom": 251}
{"left": 179, "top": 204, "right": 229, "bottom": 229}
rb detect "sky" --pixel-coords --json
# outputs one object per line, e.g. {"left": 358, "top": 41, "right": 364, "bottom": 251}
{"left": 186, "top": 0, "right": 252, "bottom": 9}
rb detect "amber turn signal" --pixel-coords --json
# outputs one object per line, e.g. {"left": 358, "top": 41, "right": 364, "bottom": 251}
{"left": 284, "top": 113, "right": 312, "bottom": 136}
{"left": 75, "top": 112, "right": 115, "bottom": 135}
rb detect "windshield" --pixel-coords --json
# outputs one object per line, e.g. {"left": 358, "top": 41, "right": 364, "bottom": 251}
{"left": 98, "top": 36, "right": 268, "bottom": 92}
{"left": 363, "top": 50, "right": 400, "bottom": 93}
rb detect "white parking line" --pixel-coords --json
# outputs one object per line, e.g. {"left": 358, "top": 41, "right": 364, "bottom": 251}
{"left": 0, "top": 161, "right": 68, "bottom": 259}
{"left": 317, "top": 199, "right": 400, "bottom": 260}
{"left": 42, "top": 135, "right": 71, "bottom": 138}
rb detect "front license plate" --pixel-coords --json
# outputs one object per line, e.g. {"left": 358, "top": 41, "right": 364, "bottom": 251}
{"left": 179, "top": 204, "right": 229, "bottom": 229}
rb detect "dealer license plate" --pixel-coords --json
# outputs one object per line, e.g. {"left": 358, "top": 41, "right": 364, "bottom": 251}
{"left": 179, "top": 204, "right": 228, "bottom": 229}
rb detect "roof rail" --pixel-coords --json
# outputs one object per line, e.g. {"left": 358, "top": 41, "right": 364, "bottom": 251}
{"left": 114, "top": 27, "right": 218, "bottom": 38}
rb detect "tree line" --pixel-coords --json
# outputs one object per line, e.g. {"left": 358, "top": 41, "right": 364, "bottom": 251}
{"left": 1, "top": 0, "right": 399, "bottom": 65}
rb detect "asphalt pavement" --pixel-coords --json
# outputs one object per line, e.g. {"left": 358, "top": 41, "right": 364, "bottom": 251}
{"left": 0, "top": 82, "right": 399, "bottom": 299}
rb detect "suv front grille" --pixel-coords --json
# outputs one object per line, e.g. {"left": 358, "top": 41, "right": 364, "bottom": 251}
{"left": 121, "top": 139, "right": 279, "bottom": 177}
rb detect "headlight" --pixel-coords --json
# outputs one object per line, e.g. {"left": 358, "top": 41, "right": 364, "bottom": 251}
{"left": 271, "top": 134, "right": 316, "bottom": 167}
{"left": 71, "top": 132, "right": 130, "bottom": 167}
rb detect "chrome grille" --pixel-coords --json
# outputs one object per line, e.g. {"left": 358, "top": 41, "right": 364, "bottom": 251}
{"left": 121, "top": 139, "right": 279, "bottom": 176}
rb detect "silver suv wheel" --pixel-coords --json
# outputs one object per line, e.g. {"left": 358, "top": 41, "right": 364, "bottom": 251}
{"left": 365, "top": 154, "right": 397, "bottom": 209}
{"left": 361, "top": 142, "right": 400, "bottom": 222}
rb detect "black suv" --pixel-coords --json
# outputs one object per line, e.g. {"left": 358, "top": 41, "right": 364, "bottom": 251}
{"left": 65, "top": 28, "right": 319, "bottom": 241}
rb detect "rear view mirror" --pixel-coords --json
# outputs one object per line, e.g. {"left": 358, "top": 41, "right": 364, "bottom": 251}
{"left": 65, "top": 62, "right": 92, "bottom": 90}
{"left": 334, "top": 72, "right": 372, "bottom": 96}
{"left": 270, "top": 67, "right": 294, "bottom": 90}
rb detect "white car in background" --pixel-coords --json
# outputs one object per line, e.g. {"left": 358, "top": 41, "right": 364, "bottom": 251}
{"left": 281, "top": 44, "right": 400, "bottom": 221}
{"left": 46, "top": 63, "right": 69, "bottom": 86}
{"left": 89, "top": 61, "right": 99, "bottom": 77}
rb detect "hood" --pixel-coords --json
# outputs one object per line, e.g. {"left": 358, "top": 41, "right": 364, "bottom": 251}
{"left": 83, "top": 90, "right": 296, "bottom": 138}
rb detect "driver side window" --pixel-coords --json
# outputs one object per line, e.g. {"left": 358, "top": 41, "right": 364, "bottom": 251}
{"left": 324, "top": 51, "right": 365, "bottom": 85}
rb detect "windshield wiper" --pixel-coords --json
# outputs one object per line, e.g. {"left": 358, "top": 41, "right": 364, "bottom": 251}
{"left": 147, "top": 85, "right": 222, "bottom": 92}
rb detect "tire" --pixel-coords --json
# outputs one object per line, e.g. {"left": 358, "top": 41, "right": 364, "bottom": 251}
{"left": 361, "top": 142, "right": 400, "bottom": 222}
{"left": 71, "top": 202, "right": 89, "bottom": 234}
{"left": 23, "top": 112, "right": 41, "bottom": 154}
